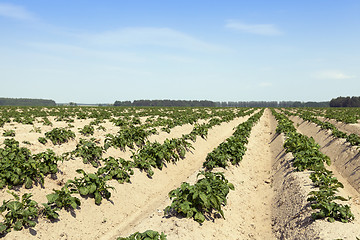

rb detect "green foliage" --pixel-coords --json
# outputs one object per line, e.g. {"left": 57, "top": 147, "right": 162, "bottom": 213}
{"left": 38, "top": 137, "right": 48, "bottom": 145}
{"left": 308, "top": 168, "right": 354, "bottom": 223}
{"left": 41, "top": 117, "right": 53, "bottom": 126}
{"left": 203, "top": 110, "right": 264, "bottom": 171}
{"left": 0, "top": 139, "right": 60, "bottom": 189}
{"left": 274, "top": 110, "right": 355, "bottom": 223}
{"left": 44, "top": 128, "right": 75, "bottom": 145}
{"left": 132, "top": 141, "right": 165, "bottom": 177}
{"left": 117, "top": 230, "right": 167, "bottom": 240}
{"left": 98, "top": 157, "right": 134, "bottom": 183}
{"left": 33, "top": 149, "right": 61, "bottom": 175}
{"left": 0, "top": 191, "right": 38, "bottom": 234}
{"left": 67, "top": 169, "right": 114, "bottom": 205}
{"left": 41, "top": 184, "right": 81, "bottom": 220}
{"left": 104, "top": 126, "right": 157, "bottom": 150}
{"left": 346, "top": 133, "right": 360, "bottom": 146}
{"left": 71, "top": 138, "right": 103, "bottom": 167}
{"left": 2, "top": 130, "right": 15, "bottom": 137}
{"left": 79, "top": 124, "right": 94, "bottom": 136}
{"left": 164, "top": 171, "right": 234, "bottom": 223}
{"left": 308, "top": 190, "right": 354, "bottom": 223}
{"left": 284, "top": 132, "right": 330, "bottom": 171}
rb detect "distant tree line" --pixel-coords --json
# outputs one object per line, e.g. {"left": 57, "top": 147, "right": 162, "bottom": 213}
{"left": 330, "top": 96, "right": 360, "bottom": 107}
{"left": 217, "top": 101, "right": 329, "bottom": 107}
{"left": 114, "top": 99, "right": 330, "bottom": 108}
{"left": 0, "top": 98, "right": 56, "bottom": 106}
{"left": 114, "top": 100, "right": 217, "bottom": 107}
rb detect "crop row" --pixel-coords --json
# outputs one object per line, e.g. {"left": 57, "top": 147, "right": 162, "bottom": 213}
{"left": 281, "top": 109, "right": 360, "bottom": 147}
{"left": 0, "top": 108, "right": 256, "bottom": 237}
{"left": 272, "top": 109, "right": 354, "bottom": 223}
{"left": 117, "top": 109, "right": 265, "bottom": 239}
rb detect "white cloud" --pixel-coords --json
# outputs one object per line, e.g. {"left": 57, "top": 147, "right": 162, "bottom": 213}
{"left": 314, "top": 70, "right": 355, "bottom": 80}
{"left": 0, "top": 3, "right": 35, "bottom": 21}
{"left": 225, "top": 20, "right": 282, "bottom": 36}
{"left": 82, "top": 27, "right": 229, "bottom": 52}
{"left": 27, "top": 42, "right": 146, "bottom": 63}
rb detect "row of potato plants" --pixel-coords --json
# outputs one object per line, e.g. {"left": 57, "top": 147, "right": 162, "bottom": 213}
{"left": 282, "top": 109, "right": 360, "bottom": 147}
{"left": 162, "top": 109, "right": 264, "bottom": 224}
{"left": 0, "top": 108, "right": 254, "bottom": 237}
{"left": 0, "top": 106, "right": 248, "bottom": 129}
{"left": 130, "top": 109, "right": 256, "bottom": 177}
{"left": 115, "top": 109, "right": 259, "bottom": 239}
{"left": 271, "top": 109, "right": 354, "bottom": 223}
{"left": 316, "top": 107, "right": 360, "bottom": 124}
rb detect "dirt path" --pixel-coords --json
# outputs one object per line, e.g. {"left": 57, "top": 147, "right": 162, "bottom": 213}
{"left": 113, "top": 109, "right": 276, "bottom": 240}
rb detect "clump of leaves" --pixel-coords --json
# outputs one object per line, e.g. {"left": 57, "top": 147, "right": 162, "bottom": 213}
{"left": 71, "top": 138, "right": 103, "bottom": 167}
{"left": 22, "top": 141, "right": 31, "bottom": 145}
{"left": 44, "top": 128, "right": 75, "bottom": 145}
{"left": 38, "top": 137, "right": 47, "bottom": 145}
{"left": 0, "top": 139, "right": 60, "bottom": 189}
{"left": 307, "top": 168, "right": 354, "bottom": 223}
{"left": 0, "top": 191, "right": 38, "bottom": 234}
{"left": 117, "top": 230, "right": 167, "bottom": 240}
{"left": 97, "top": 157, "right": 134, "bottom": 183}
{"left": 79, "top": 124, "right": 94, "bottom": 136}
{"left": 30, "top": 126, "right": 41, "bottom": 133}
{"left": 67, "top": 169, "right": 114, "bottom": 205}
{"left": 164, "top": 171, "right": 234, "bottom": 223}
{"left": 284, "top": 132, "right": 330, "bottom": 171}
{"left": 41, "top": 117, "right": 53, "bottom": 126}
{"left": 2, "top": 130, "right": 15, "bottom": 137}
{"left": 104, "top": 126, "right": 157, "bottom": 151}
{"left": 41, "top": 184, "right": 81, "bottom": 220}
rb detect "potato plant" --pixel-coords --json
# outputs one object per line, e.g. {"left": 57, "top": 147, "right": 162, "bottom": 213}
{"left": 67, "top": 169, "right": 114, "bottom": 205}
{"left": 44, "top": 128, "right": 75, "bottom": 145}
{"left": 0, "top": 192, "right": 38, "bottom": 234}
{"left": 273, "top": 109, "right": 354, "bottom": 223}
{"left": 98, "top": 157, "right": 134, "bottom": 183}
{"left": 2, "top": 130, "right": 15, "bottom": 137}
{"left": 0, "top": 139, "right": 60, "bottom": 189}
{"left": 117, "top": 230, "right": 167, "bottom": 240}
{"left": 79, "top": 124, "right": 94, "bottom": 136}
{"left": 165, "top": 171, "right": 234, "bottom": 223}
{"left": 70, "top": 138, "right": 104, "bottom": 167}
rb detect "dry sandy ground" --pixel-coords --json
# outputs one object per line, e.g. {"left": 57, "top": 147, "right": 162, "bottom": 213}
{"left": 1, "top": 109, "right": 360, "bottom": 239}
{"left": 317, "top": 116, "right": 360, "bottom": 136}
{"left": 114, "top": 108, "right": 276, "bottom": 240}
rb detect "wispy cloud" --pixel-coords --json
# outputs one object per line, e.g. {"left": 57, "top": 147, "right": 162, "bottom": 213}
{"left": 313, "top": 70, "right": 355, "bottom": 80}
{"left": 0, "top": 3, "right": 35, "bottom": 21}
{"left": 27, "top": 42, "right": 146, "bottom": 63}
{"left": 225, "top": 20, "right": 282, "bottom": 36}
{"left": 82, "top": 27, "right": 229, "bottom": 52}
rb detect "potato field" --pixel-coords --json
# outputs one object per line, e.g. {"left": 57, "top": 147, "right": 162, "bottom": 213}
{"left": 0, "top": 106, "right": 360, "bottom": 239}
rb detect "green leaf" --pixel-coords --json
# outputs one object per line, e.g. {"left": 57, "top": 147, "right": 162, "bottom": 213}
{"left": 89, "top": 183, "right": 97, "bottom": 194}
{"left": 13, "top": 221, "right": 23, "bottom": 231}
{"left": 79, "top": 186, "right": 89, "bottom": 195}
{"left": 194, "top": 212, "right": 205, "bottom": 223}
{"left": 0, "top": 223, "right": 7, "bottom": 233}
{"left": 46, "top": 193, "right": 58, "bottom": 203}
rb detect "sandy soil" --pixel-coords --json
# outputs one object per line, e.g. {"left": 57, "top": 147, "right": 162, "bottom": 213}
{"left": 115, "top": 108, "right": 276, "bottom": 240}
{"left": 289, "top": 115, "right": 360, "bottom": 239}
{"left": 1, "top": 109, "right": 360, "bottom": 239}
{"left": 317, "top": 116, "right": 360, "bottom": 136}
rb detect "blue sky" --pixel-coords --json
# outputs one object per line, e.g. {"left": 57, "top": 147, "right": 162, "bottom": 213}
{"left": 0, "top": 0, "right": 359, "bottom": 103}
